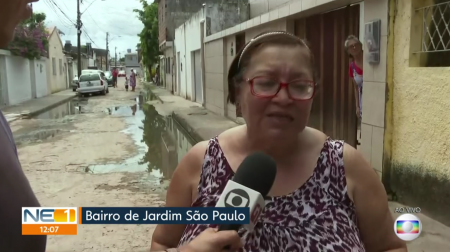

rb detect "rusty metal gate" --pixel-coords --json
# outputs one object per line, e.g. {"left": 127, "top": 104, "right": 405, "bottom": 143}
{"left": 295, "top": 4, "right": 360, "bottom": 147}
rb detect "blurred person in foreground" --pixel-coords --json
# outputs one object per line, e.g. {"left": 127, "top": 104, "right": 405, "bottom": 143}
{"left": 0, "top": 0, "right": 47, "bottom": 251}
{"left": 151, "top": 31, "right": 407, "bottom": 251}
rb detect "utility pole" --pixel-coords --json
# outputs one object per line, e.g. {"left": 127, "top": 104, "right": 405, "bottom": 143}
{"left": 106, "top": 32, "right": 109, "bottom": 71}
{"left": 115, "top": 47, "right": 117, "bottom": 68}
{"left": 76, "top": 0, "right": 83, "bottom": 78}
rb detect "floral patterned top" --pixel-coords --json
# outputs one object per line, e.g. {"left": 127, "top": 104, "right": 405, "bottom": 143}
{"left": 178, "top": 136, "right": 366, "bottom": 252}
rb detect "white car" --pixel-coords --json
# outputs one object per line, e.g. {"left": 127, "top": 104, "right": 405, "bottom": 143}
{"left": 77, "top": 73, "right": 109, "bottom": 96}
{"left": 82, "top": 69, "right": 104, "bottom": 75}
{"left": 118, "top": 70, "right": 126, "bottom": 77}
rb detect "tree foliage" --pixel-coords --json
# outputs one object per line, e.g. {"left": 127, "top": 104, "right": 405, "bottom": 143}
{"left": 134, "top": 0, "right": 159, "bottom": 77}
{"left": 9, "top": 12, "right": 49, "bottom": 60}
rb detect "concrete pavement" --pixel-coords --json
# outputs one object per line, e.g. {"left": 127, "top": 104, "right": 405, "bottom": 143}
{"left": 2, "top": 89, "right": 76, "bottom": 122}
{"left": 147, "top": 83, "right": 450, "bottom": 252}
{"left": 149, "top": 86, "right": 239, "bottom": 143}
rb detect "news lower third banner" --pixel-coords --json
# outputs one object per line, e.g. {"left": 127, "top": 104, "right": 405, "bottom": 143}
{"left": 22, "top": 207, "right": 250, "bottom": 235}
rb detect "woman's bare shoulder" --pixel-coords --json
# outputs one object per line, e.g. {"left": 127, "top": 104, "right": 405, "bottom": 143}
{"left": 180, "top": 140, "right": 209, "bottom": 170}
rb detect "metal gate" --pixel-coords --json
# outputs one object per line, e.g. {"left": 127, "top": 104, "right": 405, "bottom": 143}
{"left": 295, "top": 5, "right": 360, "bottom": 147}
{"left": 193, "top": 50, "right": 203, "bottom": 104}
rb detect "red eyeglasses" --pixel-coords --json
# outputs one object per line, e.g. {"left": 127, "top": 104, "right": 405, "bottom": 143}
{"left": 247, "top": 76, "right": 315, "bottom": 101}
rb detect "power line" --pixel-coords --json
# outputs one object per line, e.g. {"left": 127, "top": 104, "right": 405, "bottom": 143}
{"left": 86, "top": 10, "right": 103, "bottom": 30}
{"left": 82, "top": 27, "right": 99, "bottom": 48}
{"left": 47, "top": 0, "right": 76, "bottom": 26}
{"left": 43, "top": 0, "right": 73, "bottom": 29}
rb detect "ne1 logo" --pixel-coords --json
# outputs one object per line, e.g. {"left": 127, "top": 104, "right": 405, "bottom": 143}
{"left": 22, "top": 207, "right": 78, "bottom": 235}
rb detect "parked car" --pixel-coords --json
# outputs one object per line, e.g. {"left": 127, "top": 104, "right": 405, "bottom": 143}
{"left": 82, "top": 69, "right": 103, "bottom": 75}
{"left": 77, "top": 73, "right": 109, "bottom": 96}
{"left": 72, "top": 75, "right": 79, "bottom": 91}
{"left": 118, "top": 70, "right": 126, "bottom": 77}
{"left": 104, "top": 71, "right": 113, "bottom": 86}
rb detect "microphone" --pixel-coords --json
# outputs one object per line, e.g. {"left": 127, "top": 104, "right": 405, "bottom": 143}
{"left": 216, "top": 152, "right": 277, "bottom": 233}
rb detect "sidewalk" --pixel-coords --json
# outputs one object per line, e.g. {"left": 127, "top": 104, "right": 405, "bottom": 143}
{"left": 1, "top": 89, "right": 76, "bottom": 122}
{"left": 147, "top": 83, "right": 450, "bottom": 252}
{"left": 149, "top": 86, "right": 239, "bottom": 143}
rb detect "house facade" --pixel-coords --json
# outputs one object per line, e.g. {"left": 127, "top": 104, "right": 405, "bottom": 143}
{"left": 46, "top": 27, "right": 68, "bottom": 93}
{"left": 386, "top": 0, "right": 450, "bottom": 226}
{"left": 157, "top": 0, "right": 237, "bottom": 93}
{"left": 173, "top": 1, "right": 250, "bottom": 104}
{"left": 125, "top": 52, "right": 141, "bottom": 76}
{"left": 93, "top": 48, "right": 108, "bottom": 71}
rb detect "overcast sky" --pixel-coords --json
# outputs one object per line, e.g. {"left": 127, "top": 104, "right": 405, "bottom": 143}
{"left": 32, "top": 0, "right": 145, "bottom": 57}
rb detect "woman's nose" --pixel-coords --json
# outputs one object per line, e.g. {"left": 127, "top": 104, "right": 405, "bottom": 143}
{"left": 272, "top": 86, "right": 292, "bottom": 104}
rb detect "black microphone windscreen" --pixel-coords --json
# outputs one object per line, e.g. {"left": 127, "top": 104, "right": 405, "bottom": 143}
{"left": 232, "top": 152, "right": 277, "bottom": 197}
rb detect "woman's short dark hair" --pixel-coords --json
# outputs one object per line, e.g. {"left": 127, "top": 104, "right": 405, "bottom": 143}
{"left": 226, "top": 31, "right": 319, "bottom": 105}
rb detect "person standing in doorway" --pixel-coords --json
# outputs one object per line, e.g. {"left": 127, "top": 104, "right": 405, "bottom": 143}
{"left": 112, "top": 68, "right": 118, "bottom": 88}
{"left": 345, "top": 35, "right": 364, "bottom": 121}
{"left": 130, "top": 69, "right": 136, "bottom": 92}
{"left": 0, "top": 0, "right": 47, "bottom": 251}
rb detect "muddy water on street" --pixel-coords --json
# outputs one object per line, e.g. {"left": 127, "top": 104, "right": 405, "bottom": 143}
{"left": 23, "top": 90, "right": 197, "bottom": 184}
{"left": 32, "top": 97, "right": 89, "bottom": 119}
{"left": 89, "top": 92, "right": 197, "bottom": 183}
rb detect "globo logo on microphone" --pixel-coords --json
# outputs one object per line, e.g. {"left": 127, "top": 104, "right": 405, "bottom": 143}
{"left": 225, "top": 189, "right": 250, "bottom": 208}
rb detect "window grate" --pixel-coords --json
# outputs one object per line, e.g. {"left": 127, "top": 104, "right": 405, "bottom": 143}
{"left": 416, "top": 1, "right": 450, "bottom": 52}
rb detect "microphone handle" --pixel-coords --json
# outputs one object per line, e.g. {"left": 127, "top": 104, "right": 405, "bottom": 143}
{"left": 218, "top": 224, "right": 242, "bottom": 250}
{"left": 218, "top": 223, "right": 241, "bottom": 232}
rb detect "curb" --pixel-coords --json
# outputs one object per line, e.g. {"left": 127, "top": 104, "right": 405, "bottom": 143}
{"left": 171, "top": 112, "right": 205, "bottom": 143}
{"left": 21, "top": 94, "right": 77, "bottom": 118}
{"left": 144, "top": 83, "right": 165, "bottom": 104}
{"left": 146, "top": 84, "right": 204, "bottom": 143}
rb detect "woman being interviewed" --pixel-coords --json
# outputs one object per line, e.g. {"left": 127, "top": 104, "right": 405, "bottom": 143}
{"left": 151, "top": 31, "right": 406, "bottom": 252}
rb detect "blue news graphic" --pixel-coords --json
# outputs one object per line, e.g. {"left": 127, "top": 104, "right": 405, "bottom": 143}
{"left": 80, "top": 207, "right": 250, "bottom": 224}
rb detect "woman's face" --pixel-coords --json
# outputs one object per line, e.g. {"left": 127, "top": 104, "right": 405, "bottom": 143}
{"left": 347, "top": 39, "right": 362, "bottom": 56}
{"left": 239, "top": 44, "right": 314, "bottom": 140}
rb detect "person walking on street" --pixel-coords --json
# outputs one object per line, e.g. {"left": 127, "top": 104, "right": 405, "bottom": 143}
{"left": 112, "top": 68, "right": 118, "bottom": 88}
{"left": 0, "top": 0, "right": 47, "bottom": 251}
{"left": 130, "top": 69, "right": 136, "bottom": 92}
{"left": 125, "top": 76, "right": 129, "bottom": 91}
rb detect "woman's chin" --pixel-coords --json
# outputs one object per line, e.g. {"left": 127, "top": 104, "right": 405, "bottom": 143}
{"left": 264, "top": 128, "right": 292, "bottom": 140}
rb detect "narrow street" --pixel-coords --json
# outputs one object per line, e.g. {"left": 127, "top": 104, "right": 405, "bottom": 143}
{"left": 9, "top": 78, "right": 187, "bottom": 252}
{"left": 7, "top": 78, "right": 450, "bottom": 251}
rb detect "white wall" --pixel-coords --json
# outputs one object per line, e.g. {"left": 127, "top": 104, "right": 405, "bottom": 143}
{"left": 0, "top": 50, "right": 53, "bottom": 106}
{"left": 175, "top": 24, "right": 186, "bottom": 98}
{"left": 174, "top": 10, "right": 204, "bottom": 101}
{"left": 6, "top": 55, "right": 32, "bottom": 105}
{"left": 32, "top": 59, "right": 49, "bottom": 98}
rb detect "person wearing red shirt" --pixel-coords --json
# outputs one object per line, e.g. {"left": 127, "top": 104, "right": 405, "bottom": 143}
{"left": 112, "top": 68, "right": 118, "bottom": 88}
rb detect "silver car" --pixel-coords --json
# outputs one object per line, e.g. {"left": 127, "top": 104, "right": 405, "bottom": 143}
{"left": 77, "top": 73, "right": 109, "bottom": 95}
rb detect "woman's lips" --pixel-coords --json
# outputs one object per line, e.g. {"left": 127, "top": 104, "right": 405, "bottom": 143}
{"left": 266, "top": 113, "right": 293, "bottom": 124}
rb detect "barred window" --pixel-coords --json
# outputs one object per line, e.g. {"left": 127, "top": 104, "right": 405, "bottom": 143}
{"left": 411, "top": 0, "right": 450, "bottom": 67}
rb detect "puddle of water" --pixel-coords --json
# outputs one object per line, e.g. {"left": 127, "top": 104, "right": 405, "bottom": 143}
{"left": 32, "top": 98, "right": 89, "bottom": 120}
{"left": 91, "top": 93, "right": 197, "bottom": 182}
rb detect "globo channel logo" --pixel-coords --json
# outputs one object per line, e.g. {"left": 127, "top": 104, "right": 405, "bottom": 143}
{"left": 394, "top": 214, "right": 422, "bottom": 241}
